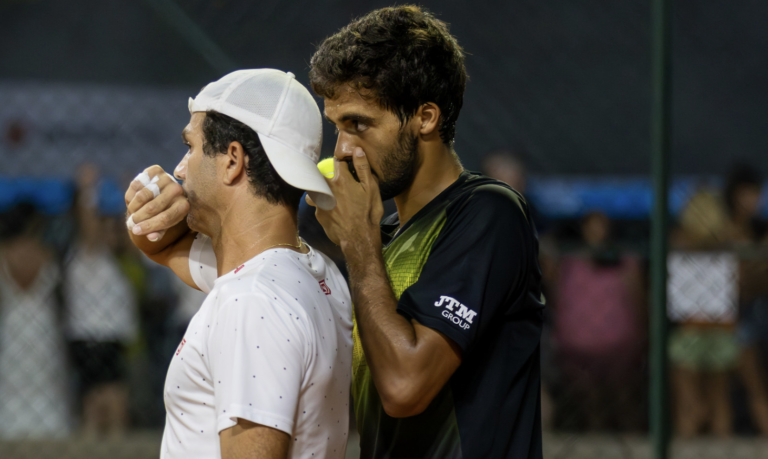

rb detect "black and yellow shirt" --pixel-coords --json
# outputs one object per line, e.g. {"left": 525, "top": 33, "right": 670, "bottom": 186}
{"left": 352, "top": 171, "right": 545, "bottom": 459}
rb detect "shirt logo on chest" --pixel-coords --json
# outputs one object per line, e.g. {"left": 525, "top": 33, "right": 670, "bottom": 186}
{"left": 319, "top": 280, "right": 331, "bottom": 295}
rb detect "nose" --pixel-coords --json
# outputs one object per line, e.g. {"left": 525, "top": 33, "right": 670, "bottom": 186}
{"left": 333, "top": 132, "right": 357, "bottom": 162}
{"left": 174, "top": 151, "right": 190, "bottom": 180}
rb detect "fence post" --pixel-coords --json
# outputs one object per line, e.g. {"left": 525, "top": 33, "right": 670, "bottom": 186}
{"left": 650, "top": 0, "right": 671, "bottom": 457}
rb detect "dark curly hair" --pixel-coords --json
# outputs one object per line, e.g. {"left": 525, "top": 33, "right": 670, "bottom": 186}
{"left": 309, "top": 5, "right": 467, "bottom": 146}
{"left": 202, "top": 111, "right": 304, "bottom": 211}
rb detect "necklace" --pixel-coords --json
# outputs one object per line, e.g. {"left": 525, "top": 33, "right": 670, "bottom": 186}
{"left": 263, "top": 237, "right": 303, "bottom": 252}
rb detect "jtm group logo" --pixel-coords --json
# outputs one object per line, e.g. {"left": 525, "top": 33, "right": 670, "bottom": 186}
{"left": 434, "top": 295, "right": 477, "bottom": 330}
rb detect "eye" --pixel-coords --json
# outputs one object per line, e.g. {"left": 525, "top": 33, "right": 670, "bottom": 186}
{"left": 354, "top": 120, "right": 368, "bottom": 132}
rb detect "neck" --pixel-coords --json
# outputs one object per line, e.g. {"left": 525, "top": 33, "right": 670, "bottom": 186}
{"left": 394, "top": 143, "right": 463, "bottom": 226}
{"left": 208, "top": 192, "right": 303, "bottom": 276}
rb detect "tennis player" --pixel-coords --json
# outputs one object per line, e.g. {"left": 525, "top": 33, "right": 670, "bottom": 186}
{"left": 306, "top": 6, "right": 545, "bottom": 459}
{"left": 128, "top": 7, "right": 544, "bottom": 459}
{"left": 124, "top": 69, "right": 352, "bottom": 459}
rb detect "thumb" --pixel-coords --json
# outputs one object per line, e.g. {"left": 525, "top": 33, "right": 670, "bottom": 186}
{"left": 305, "top": 193, "right": 317, "bottom": 208}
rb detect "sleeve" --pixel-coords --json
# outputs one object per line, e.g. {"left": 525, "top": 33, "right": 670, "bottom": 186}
{"left": 396, "top": 185, "right": 540, "bottom": 354}
{"left": 208, "top": 293, "right": 307, "bottom": 436}
{"left": 189, "top": 233, "right": 217, "bottom": 294}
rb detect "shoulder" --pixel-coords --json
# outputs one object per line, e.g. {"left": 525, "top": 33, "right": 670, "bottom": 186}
{"left": 445, "top": 174, "right": 531, "bottom": 226}
{"left": 218, "top": 262, "right": 292, "bottom": 303}
{"left": 220, "top": 254, "right": 315, "bottom": 311}
{"left": 212, "top": 273, "right": 311, "bottom": 338}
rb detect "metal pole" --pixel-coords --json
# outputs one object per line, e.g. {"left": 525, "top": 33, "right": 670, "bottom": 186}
{"left": 650, "top": 0, "right": 671, "bottom": 457}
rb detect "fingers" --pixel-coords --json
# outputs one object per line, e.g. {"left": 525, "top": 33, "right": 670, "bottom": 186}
{"left": 125, "top": 165, "right": 172, "bottom": 208}
{"left": 350, "top": 148, "right": 381, "bottom": 206}
{"left": 305, "top": 193, "right": 317, "bottom": 207}
{"left": 351, "top": 147, "right": 373, "bottom": 186}
{"left": 124, "top": 179, "right": 145, "bottom": 206}
{"left": 145, "top": 229, "right": 166, "bottom": 243}
{"left": 332, "top": 157, "right": 345, "bottom": 184}
{"left": 313, "top": 207, "right": 341, "bottom": 246}
{"left": 127, "top": 187, "right": 156, "bottom": 216}
{"left": 331, "top": 158, "right": 360, "bottom": 189}
{"left": 129, "top": 178, "right": 184, "bottom": 222}
{"left": 131, "top": 199, "right": 190, "bottom": 236}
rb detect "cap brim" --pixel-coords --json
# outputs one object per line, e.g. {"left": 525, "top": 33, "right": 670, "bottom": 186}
{"left": 257, "top": 135, "right": 336, "bottom": 211}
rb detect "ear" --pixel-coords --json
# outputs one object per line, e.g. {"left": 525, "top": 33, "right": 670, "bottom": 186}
{"left": 416, "top": 102, "right": 441, "bottom": 138}
{"left": 221, "top": 141, "right": 248, "bottom": 186}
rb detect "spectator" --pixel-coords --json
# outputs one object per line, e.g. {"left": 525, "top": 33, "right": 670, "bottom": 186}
{"left": 482, "top": 149, "right": 528, "bottom": 193}
{"left": 724, "top": 165, "right": 768, "bottom": 435}
{"left": 0, "top": 203, "right": 71, "bottom": 439}
{"left": 106, "top": 212, "right": 176, "bottom": 428}
{"left": 668, "top": 190, "right": 738, "bottom": 437}
{"left": 64, "top": 165, "right": 138, "bottom": 437}
{"left": 723, "top": 165, "right": 766, "bottom": 244}
{"left": 553, "top": 211, "right": 646, "bottom": 431}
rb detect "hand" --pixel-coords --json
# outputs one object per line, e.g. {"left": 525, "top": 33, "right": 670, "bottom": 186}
{"left": 307, "top": 147, "right": 384, "bottom": 252}
{"left": 125, "top": 165, "right": 190, "bottom": 242}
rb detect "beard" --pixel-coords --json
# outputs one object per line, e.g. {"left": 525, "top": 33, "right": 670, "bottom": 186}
{"left": 182, "top": 166, "right": 218, "bottom": 237}
{"left": 377, "top": 130, "right": 420, "bottom": 201}
{"left": 183, "top": 187, "right": 208, "bottom": 235}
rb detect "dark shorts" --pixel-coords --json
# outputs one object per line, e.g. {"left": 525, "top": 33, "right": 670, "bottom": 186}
{"left": 69, "top": 341, "right": 126, "bottom": 390}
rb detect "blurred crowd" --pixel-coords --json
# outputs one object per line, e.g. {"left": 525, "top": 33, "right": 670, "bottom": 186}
{"left": 0, "top": 164, "right": 206, "bottom": 439}
{"left": 0, "top": 158, "right": 766, "bottom": 440}
{"left": 482, "top": 152, "right": 768, "bottom": 437}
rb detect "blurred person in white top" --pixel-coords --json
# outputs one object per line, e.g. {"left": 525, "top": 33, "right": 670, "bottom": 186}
{"left": 123, "top": 69, "right": 352, "bottom": 459}
{"left": 0, "top": 203, "right": 71, "bottom": 439}
{"left": 65, "top": 164, "right": 137, "bottom": 437}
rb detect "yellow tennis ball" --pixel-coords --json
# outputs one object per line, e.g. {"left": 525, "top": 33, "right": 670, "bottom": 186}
{"left": 317, "top": 157, "right": 335, "bottom": 178}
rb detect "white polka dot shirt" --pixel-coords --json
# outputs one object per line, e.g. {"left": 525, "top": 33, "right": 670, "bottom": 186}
{"left": 160, "top": 235, "right": 352, "bottom": 459}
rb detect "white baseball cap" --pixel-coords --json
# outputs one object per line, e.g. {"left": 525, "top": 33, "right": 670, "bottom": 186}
{"left": 188, "top": 69, "right": 335, "bottom": 210}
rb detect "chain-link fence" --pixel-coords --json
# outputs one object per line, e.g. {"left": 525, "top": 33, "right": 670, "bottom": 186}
{"left": 534, "top": 184, "right": 768, "bottom": 459}
{"left": 1, "top": 1, "right": 768, "bottom": 458}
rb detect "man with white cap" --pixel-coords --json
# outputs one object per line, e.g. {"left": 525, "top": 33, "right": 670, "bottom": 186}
{"left": 124, "top": 69, "right": 352, "bottom": 459}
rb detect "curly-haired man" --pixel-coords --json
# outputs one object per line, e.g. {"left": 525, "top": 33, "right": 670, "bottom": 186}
{"left": 308, "top": 6, "right": 545, "bottom": 459}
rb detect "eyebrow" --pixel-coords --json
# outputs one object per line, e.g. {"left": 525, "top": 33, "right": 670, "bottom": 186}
{"left": 324, "top": 112, "right": 376, "bottom": 125}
